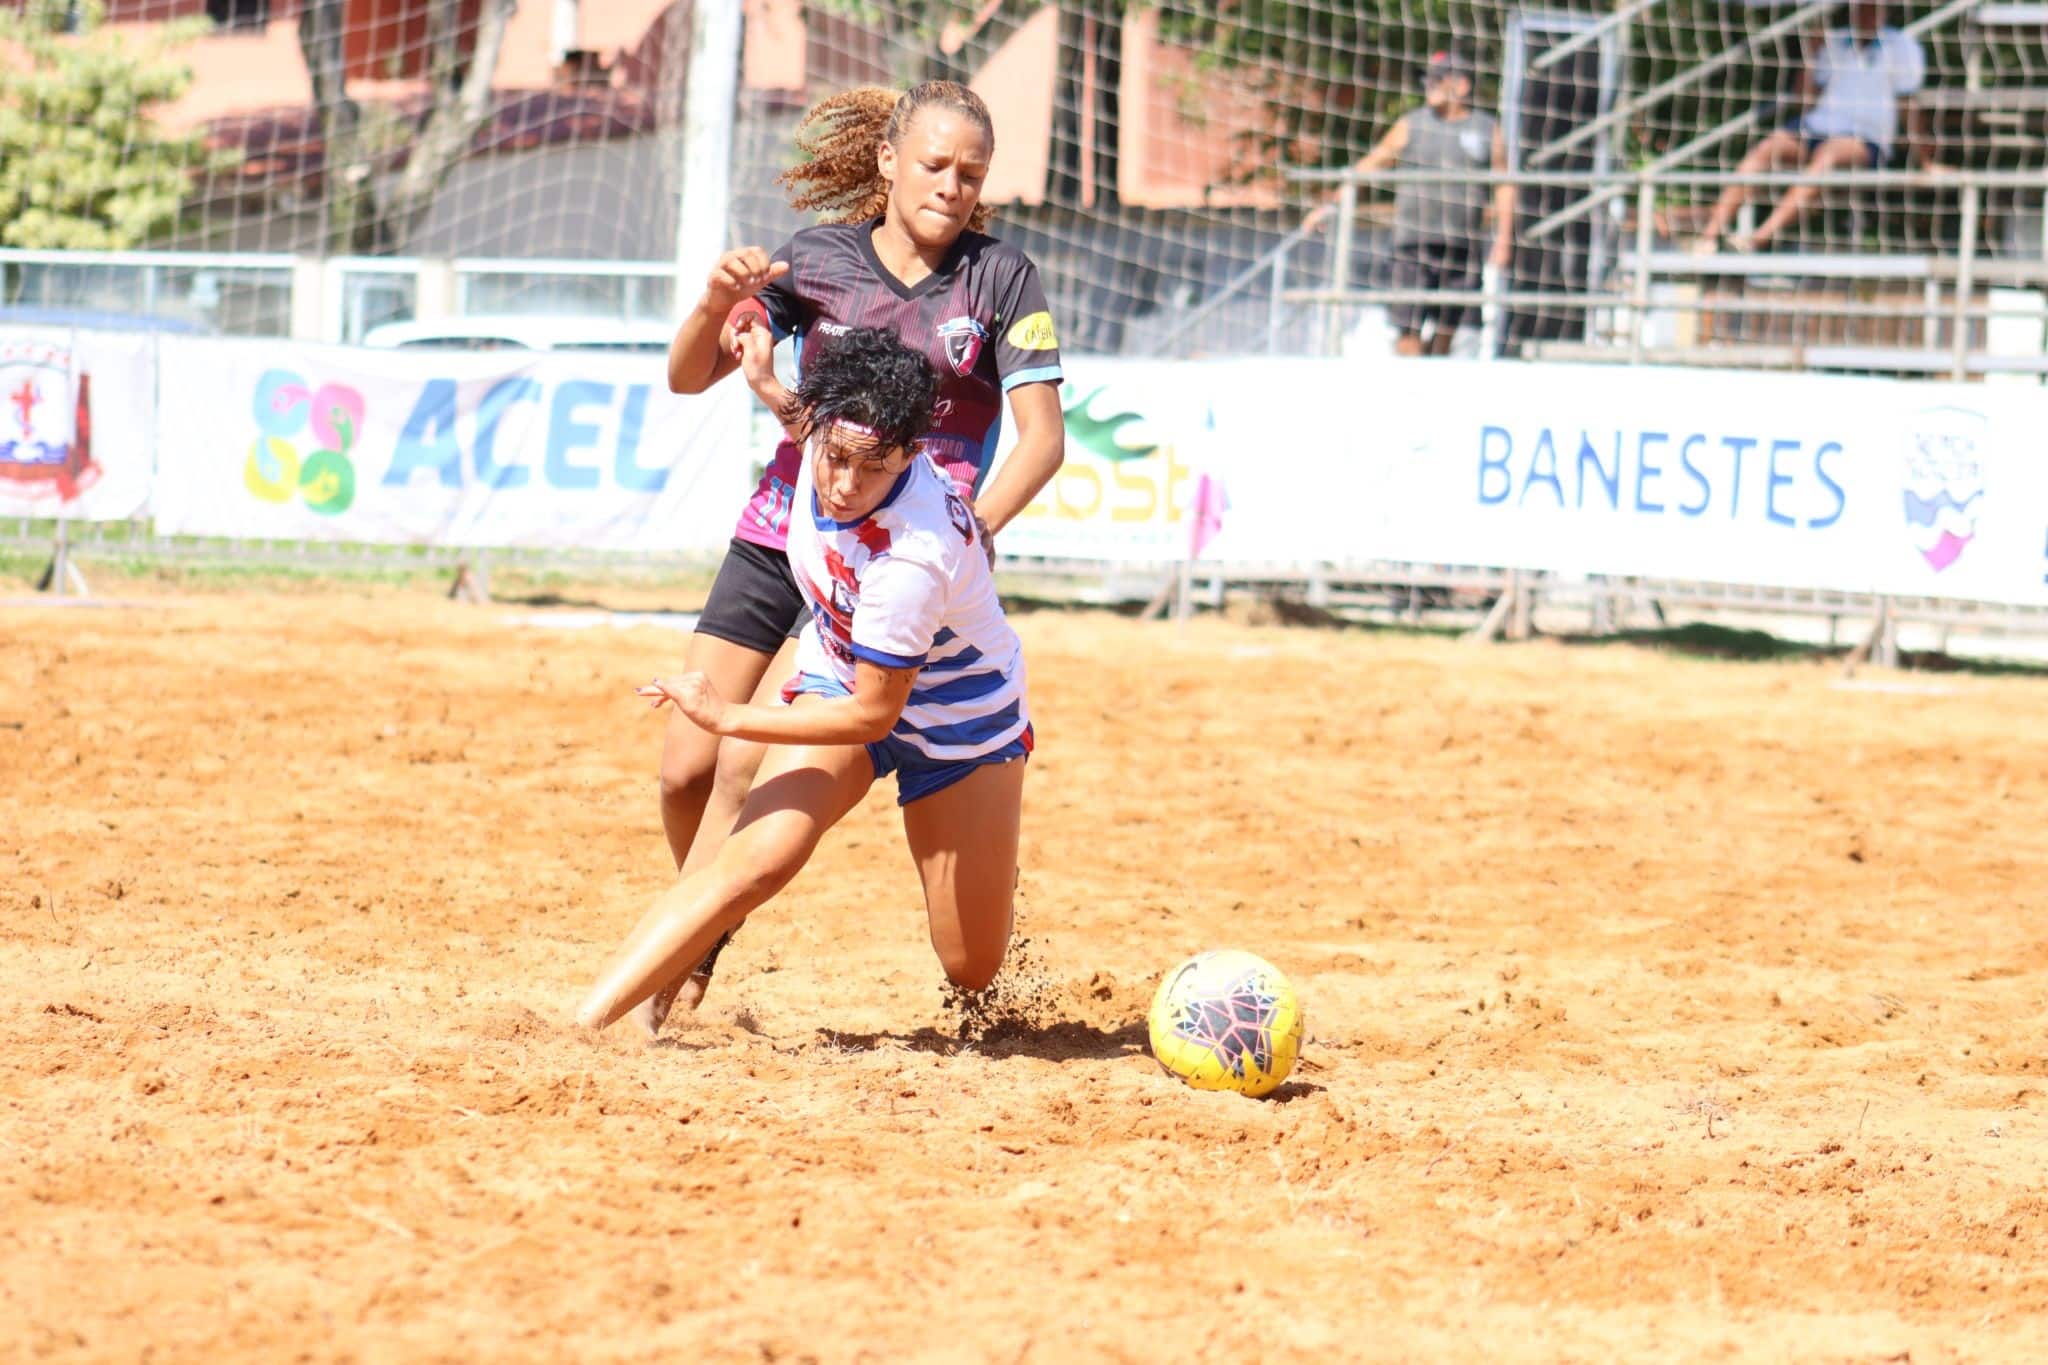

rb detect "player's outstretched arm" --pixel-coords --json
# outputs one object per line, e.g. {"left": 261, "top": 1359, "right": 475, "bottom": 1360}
{"left": 639, "top": 661, "right": 917, "bottom": 748}
{"left": 667, "top": 247, "right": 790, "bottom": 394}
{"left": 1307, "top": 116, "right": 1410, "bottom": 227}
{"left": 731, "top": 313, "right": 804, "bottom": 440}
{"left": 971, "top": 380, "right": 1064, "bottom": 535}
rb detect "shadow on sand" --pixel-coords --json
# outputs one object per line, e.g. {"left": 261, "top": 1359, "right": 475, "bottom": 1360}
{"left": 815, "top": 1018, "right": 1150, "bottom": 1063}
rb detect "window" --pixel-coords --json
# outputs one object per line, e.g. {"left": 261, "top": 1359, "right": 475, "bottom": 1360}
{"left": 206, "top": 0, "right": 269, "bottom": 31}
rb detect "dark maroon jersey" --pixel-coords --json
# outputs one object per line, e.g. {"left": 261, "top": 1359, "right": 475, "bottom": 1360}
{"left": 733, "top": 218, "right": 1064, "bottom": 550}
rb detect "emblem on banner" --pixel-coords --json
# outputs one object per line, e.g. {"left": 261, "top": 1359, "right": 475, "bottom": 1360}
{"left": 0, "top": 342, "right": 98, "bottom": 503}
{"left": 1901, "top": 406, "right": 1986, "bottom": 573}
{"left": 936, "top": 316, "right": 988, "bottom": 376}
{"left": 246, "top": 369, "right": 365, "bottom": 516}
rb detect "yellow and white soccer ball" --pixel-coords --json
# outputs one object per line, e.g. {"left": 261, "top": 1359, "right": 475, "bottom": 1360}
{"left": 1147, "top": 950, "right": 1303, "bottom": 1097}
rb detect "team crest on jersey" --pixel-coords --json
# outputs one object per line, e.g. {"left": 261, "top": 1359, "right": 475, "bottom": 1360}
{"left": 936, "top": 317, "right": 988, "bottom": 376}
{"left": 944, "top": 488, "right": 975, "bottom": 545}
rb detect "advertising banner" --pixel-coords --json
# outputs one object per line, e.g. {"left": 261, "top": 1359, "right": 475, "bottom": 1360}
{"left": 986, "top": 359, "right": 1334, "bottom": 566}
{"left": 152, "top": 337, "right": 751, "bottom": 553}
{"left": 0, "top": 327, "right": 156, "bottom": 521}
{"left": 989, "top": 356, "right": 2048, "bottom": 608}
{"left": 1365, "top": 360, "right": 2048, "bottom": 608}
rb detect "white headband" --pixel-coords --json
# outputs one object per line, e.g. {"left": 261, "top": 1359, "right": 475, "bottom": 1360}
{"left": 809, "top": 421, "right": 915, "bottom": 461}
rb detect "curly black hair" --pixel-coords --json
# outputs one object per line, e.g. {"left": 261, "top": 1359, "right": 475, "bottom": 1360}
{"left": 794, "top": 326, "right": 938, "bottom": 455}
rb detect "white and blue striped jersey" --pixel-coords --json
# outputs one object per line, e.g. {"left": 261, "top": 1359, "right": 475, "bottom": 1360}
{"left": 784, "top": 444, "right": 1029, "bottom": 760}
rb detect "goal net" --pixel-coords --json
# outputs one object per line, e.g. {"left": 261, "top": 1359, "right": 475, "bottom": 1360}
{"left": 2, "top": 3, "right": 2041, "bottom": 375}
{"left": 2, "top": 1, "right": 694, "bottom": 332}
{"left": 748, "top": 1, "right": 2047, "bottom": 374}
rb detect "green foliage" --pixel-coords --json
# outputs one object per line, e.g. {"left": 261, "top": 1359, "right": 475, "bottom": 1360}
{"left": 1154, "top": 0, "right": 1496, "bottom": 175}
{"left": 806, "top": 0, "right": 2031, "bottom": 218}
{"left": 0, "top": 0, "right": 221, "bottom": 249}
{"left": 806, "top": 0, "right": 1507, "bottom": 190}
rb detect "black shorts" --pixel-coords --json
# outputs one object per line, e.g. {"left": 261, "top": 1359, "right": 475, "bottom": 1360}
{"left": 1389, "top": 240, "right": 1481, "bottom": 336}
{"left": 695, "top": 536, "right": 806, "bottom": 655}
{"left": 1786, "top": 121, "right": 1881, "bottom": 169}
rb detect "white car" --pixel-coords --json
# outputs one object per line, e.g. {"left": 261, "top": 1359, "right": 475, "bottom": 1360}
{"left": 360, "top": 316, "right": 676, "bottom": 353}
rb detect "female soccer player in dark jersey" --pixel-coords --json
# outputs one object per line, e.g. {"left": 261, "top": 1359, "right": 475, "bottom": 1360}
{"left": 642, "top": 82, "right": 1066, "bottom": 1034}
{"left": 577, "top": 327, "right": 1033, "bottom": 1035}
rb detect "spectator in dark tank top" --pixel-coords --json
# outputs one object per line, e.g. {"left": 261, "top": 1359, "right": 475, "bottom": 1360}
{"left": 1312, "top": 48, "right": 1516, "bottom": 357}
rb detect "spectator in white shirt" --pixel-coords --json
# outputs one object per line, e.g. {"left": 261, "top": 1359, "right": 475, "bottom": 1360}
{"left": 1696, "top": 1, "right": 1946, "bottom": 253}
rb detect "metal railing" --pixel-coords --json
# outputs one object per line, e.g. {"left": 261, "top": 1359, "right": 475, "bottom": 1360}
{"left": 1265, "top": 165, "right": 2048, "bottom": 377}
{"left": 0, "top": 249, "right": 680, "bottom": 343}
{"left": 8, "top": 161, "right": 2048, "bottom": 380}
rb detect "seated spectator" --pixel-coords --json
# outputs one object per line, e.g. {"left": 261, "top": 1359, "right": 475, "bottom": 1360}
{"left": 1695, "top": 1, "right": 1948, "bottom": 253}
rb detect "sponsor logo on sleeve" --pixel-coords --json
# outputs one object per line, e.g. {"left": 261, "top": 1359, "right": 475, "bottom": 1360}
{"left": 1005, "top": 311, "right": 1059, "bottom": 351}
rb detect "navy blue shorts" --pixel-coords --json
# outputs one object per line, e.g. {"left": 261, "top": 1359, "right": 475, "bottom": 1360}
{"left": 787, "top": 671, "right": 1033, "bottom": 806}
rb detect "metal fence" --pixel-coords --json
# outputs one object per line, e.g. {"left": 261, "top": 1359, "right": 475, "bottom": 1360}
{"left": 1156, "top": 166, "right": 2048, "bottom": 376}
{"left": 17, "top": 512, "right": 2048, "bottom": 671}
{"left": 0, "top": 250, "right": 678, "bottom": 344}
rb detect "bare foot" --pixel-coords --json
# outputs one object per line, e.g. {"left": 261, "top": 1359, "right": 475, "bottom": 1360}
{"left": 626, "top": 928, "right": 736, "bottom": 1039}
{"left": 628, "top": 980, "right": 682, "bottom": 1041}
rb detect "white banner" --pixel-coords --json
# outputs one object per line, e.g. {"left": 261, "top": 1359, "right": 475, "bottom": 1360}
{"left": 992, "top": 361, "right": 1217, "bottom": 562}
{"left": 0, "top": 328, "right": 155, "bottom": 521}
{"left": 989, "top": 357, "right": 2048, "bottom": 609}
{"left": 152, "top": 337, "right": 751, "bottom": 552}
{"left": 1365, "top": 360, "right": 2048, "bottom": 607}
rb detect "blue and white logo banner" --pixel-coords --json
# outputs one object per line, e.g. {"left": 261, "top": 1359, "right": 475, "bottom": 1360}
{"left": 152, "top": 337, "right": 750, "bottom": 553}
{"left": 987, "top": 356, "right": 2048, "bottom": 609}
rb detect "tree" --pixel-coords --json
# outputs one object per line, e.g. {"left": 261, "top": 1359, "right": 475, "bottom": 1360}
{"left": 295, "top": 0, "right": 518, "bottom": 253}
{"left": 0, "top": 0, "right": 217, "bottom": 249}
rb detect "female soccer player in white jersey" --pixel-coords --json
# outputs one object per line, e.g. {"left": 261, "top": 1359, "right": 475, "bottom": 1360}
{"left": 575, "top": 327, "right": 1032, "bottom": 1032}
{"left": 648, "top": 81, "right": 1064, "bottom": 1028}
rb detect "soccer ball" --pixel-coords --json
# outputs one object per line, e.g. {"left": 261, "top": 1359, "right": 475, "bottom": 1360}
{"left": 1147, "top": 950, "right": 1304, "bottom": 1097}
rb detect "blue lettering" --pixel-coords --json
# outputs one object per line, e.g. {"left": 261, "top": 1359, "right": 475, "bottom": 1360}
{"left": 1765, "top": 439, "right": 1800, "bottom": 527}
{"left": 614, "top": 385, "right": 663, "bottom": 493}
{"left": 1522, "top": 428, "right": 1564, "bottom": 507}
{"left": 1723, "top": 436, "right": 1756, "bottom": 518}
{"left": 473, "top": 378, "right": 539, "bottom": 490}
{"left": 1577, "top": 431, "right": 1619, "bottom": 509}
{"left": 1478, "top": 425, "right": 1512, "bottom": 505}
{"left": 1635, "top": 431, "right": 1669, "bottom": 513}
{"left": 610, "top": 382, "right": 659, "bottom": 493}
{"left": 384, "top": 379, "right": 462, "bottom": 488}
{"left": 1678, "top": 435, "right": 1710, "bottom": 517}
{"left": 1809, "top": 441, "right": 1846, "bottom": 529}
{"left": 545, "top": 381, "right": 610, "bottom": 490}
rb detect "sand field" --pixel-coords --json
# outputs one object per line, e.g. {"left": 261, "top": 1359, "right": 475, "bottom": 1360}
{"left": 3, "top": 586, "right": 2046, "bottom": 1361}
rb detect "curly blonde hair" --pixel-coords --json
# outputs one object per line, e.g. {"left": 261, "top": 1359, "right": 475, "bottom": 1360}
{"left": 778, "top": 81, "right": 997, "bottom": 233}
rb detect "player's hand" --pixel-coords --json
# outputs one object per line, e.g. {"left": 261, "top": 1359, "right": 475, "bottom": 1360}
{"left": 636, "top": 674, "right": 729, "bottom": 735}
{"left": 703, "top": 247, "right": 789, "bottom": 310}
{"left": 731, "top": 310, "right": 777, "bottom": 385}
{"left": 974, "top": 510, "right": 996, "bottom": 569}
